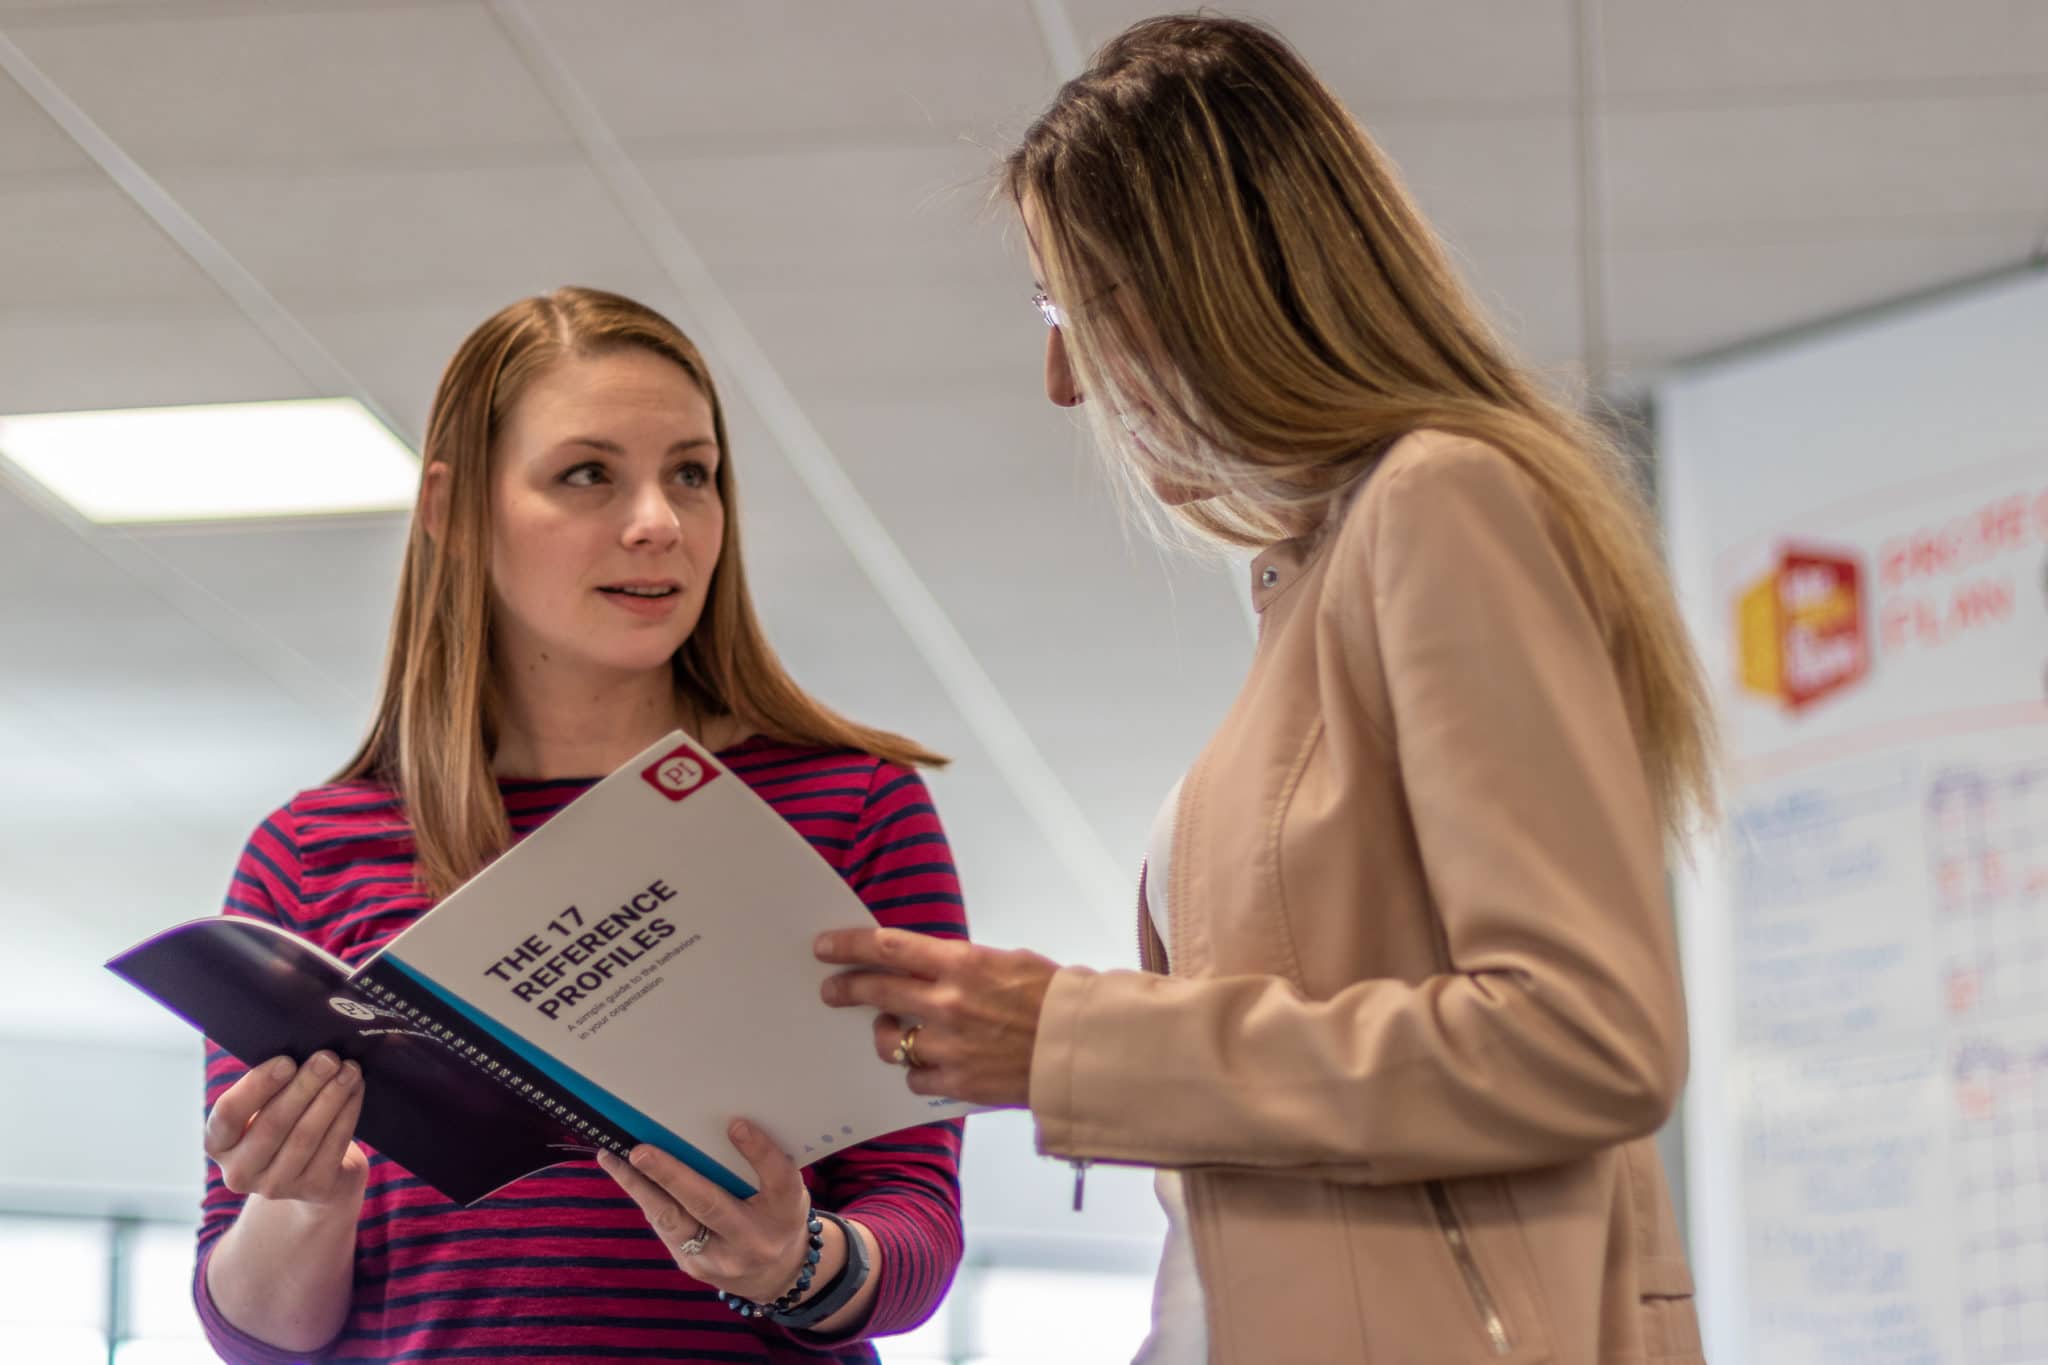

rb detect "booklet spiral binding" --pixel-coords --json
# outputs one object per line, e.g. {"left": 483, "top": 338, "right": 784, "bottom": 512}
{"left": 351, "top": 969, "right": 637, "bottom": 1159}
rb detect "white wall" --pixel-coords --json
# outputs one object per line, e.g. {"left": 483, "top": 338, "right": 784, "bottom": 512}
{"left": 0, "top": 1035, "right": 202, "bottom": 1222}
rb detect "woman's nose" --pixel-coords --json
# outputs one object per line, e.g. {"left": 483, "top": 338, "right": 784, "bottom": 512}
{"left": 622, "top": 479, "right": 682, "bottom": 547}
{"left": 1044, "top": 327, "right": 1084, "bottom": 408}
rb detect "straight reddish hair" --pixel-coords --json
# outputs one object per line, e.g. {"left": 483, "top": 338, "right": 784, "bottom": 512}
{"left": 338, "top": 287, "right": 943, "bottom": 897}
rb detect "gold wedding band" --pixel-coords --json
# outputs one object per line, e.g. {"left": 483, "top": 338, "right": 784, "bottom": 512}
{"left": 677, "top": 1222, "right": 711, "bottom": 1256}
{"left": 892, "top": 1023, "right": 927, "bottom": 1069}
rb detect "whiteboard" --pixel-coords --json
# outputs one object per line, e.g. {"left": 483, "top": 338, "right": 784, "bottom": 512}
{"left": 1658, "top": 264, "right": 2048, "bottom": 1365}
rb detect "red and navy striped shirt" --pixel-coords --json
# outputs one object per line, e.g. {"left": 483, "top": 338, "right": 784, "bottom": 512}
{"left": 196, "top": 738, "right": 967, "bottom": 1364}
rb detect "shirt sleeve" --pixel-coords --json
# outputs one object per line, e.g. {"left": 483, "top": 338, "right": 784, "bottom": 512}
{"left": 791, "top": 761, "right": 967, "bottom": 1343}
{"left": 193, "top": 800, "right": 349, "bottom": 1364}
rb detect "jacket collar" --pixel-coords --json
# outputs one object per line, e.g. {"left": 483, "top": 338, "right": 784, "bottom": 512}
{"left": 1247, "top": 491, "right": 1353, "bottom": 614}
{"left": 1248, "top": 536, "right": 1317, "bottom": 614}
{"left": 1247, "top": 448, "right": 1397, "bottom": 613}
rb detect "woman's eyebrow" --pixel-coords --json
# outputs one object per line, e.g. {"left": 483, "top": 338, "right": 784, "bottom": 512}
{"left": 554, "top": 436, "right": 717, "bottom": 455}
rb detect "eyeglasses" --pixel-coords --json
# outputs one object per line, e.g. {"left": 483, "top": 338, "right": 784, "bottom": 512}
{"left": 1033, "top": 280, "right": 1120, "bottom": 329}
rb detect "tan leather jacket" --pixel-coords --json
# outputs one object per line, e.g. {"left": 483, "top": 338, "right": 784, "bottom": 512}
{"left": 1029, "top": 432, "right": 1706, "bottom": 1363}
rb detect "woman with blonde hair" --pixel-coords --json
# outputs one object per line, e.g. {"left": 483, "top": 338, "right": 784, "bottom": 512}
{"left": 192, "top": 286, "right": 967, "bottom": 1363}
{"left": 819, "top": 14, "right": 1712, "bottom": 1363}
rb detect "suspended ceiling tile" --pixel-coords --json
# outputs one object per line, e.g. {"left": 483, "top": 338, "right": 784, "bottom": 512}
{"left": 1447, "top": 243, "right": 1588, "bottom": 375}
{"left": 1605, "top": 92, "right": 2048, "bottom": 240}
{"left": 0, "top": 312, "right": 310, "bottom": 415}
{"left": 0, "top": 57, "right": 94, "bottom": 175}
{"left": 635, "top": 141, "right": 1009, "bottom": 287}
{"left": 1604, "top": 227, "right": 2036, "bottom": 363}
{"left": 1600, "top": 0, "right": 2048, "bottom": 99}
{"left": 160, "top": 163, "right": 667, "bottom": 314}
{"left": 1369, "top": 111, "right": 1581, "bottom": 247}
{"left": 523, "top": 0, "right": 1057, "bottom": 150}
{"left": 704, "top": 274, "right": 1035, "bottom": 396}
{"left": 1066, "top": 0, "right": 1578, "bottom": 111}
{"left": 3, "top": 0, "right": 577, "bottom": 171}
{"left": 121, "top": 513, "right": 408, "bottom": 706}
{"left": 0, "top": 176, "right": 231, "bottom": 314}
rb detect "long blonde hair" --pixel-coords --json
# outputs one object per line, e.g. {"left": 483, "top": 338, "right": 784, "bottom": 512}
{"left": 1006, "top": 14, "right": 1715, "bottom": 833}
{"left": 338, "top": 286, "right": 945, "bottom": 898}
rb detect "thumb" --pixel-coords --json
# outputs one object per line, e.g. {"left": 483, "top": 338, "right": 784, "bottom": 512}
{"left": 729, "top": 1119, "right": 801, "bottom": 1197}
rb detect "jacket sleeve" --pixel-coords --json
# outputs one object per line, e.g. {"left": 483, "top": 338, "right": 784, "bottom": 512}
{"left": 1028, "top": 441, "right": 1689, "bottom": 1185}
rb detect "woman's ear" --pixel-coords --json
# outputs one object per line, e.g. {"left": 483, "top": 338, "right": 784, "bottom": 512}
{"left": 420, "top": 461, "right": 452, "bottom": 543}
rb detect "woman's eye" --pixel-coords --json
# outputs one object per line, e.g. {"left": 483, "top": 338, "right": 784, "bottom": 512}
{"left": 562, "top": 462, "right": 606, "bottom": 487}
{"left": 675, "top": 461, "right": 712, "bottom": 489}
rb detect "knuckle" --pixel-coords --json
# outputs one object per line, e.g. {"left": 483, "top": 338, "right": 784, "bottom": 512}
{"left": 239, "top": 1105, "right": 280, "bottom": 1144}
{"left": 204, "top": 1098, "right": 243, "bottom": 1144}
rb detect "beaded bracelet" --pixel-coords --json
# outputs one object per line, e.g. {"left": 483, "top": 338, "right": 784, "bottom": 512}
{"left": 717, "top": 1208, "right": 870, "bottom": 1330}
{"left": 716, "top": 1210, "right": 826, "bottom": 1320}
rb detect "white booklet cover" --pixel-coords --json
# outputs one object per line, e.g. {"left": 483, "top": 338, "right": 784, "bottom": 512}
{"left": 109, "top": 732, "right": 971, "bottom": 1205}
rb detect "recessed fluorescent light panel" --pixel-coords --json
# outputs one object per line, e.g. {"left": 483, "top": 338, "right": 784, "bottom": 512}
{"left": 0, "top": 397, "right": 419, "bottom": 524}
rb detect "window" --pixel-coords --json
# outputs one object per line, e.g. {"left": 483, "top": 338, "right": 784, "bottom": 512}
{"left": 0, "top": 1214, "right": 205, "bottom": 1363}
{"left": 0, "top": 1216, "right": 111, "bottom": 1363}
{"left": 117, "top": 1221, "right": 209, "bottom": 1363}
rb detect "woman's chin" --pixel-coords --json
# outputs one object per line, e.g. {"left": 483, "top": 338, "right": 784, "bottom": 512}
{"left": 555, "top": 640, "right": 693, "bottom": 682}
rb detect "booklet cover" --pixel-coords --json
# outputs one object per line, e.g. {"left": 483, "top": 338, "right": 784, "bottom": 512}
{"left": 108, "top": 733, "right": 971, "bottom": 1206}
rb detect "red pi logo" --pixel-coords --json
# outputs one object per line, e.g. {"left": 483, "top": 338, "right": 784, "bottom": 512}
{"left": 641, "top": 743, "right": 718, "bottom": 801}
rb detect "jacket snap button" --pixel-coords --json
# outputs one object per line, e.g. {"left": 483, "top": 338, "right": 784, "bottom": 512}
{"left": 1260, "top": 567, "right": 1280, "bottom": 588}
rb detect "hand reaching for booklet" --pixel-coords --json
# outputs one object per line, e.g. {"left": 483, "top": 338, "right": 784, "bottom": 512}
{"left": 598, "top": 1120, "right": 840, "bottom": 1306}
{"left": 204, "top": 1051, "right": 369, "bottom": 1208}
{"left": 814, "top": 928, "right": 1060, "bottom": 1108}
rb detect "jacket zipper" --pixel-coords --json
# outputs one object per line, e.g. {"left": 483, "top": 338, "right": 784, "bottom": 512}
{"left": 1069, "top": 1158, "right": 1093, "bottom": 1210}
{"left": 1426, "top": 1182, "right": 1513, "bottom": 1355}
{"left": 1134, "top": 856, "right": 1161, "bottom": 973}
{"left": 1073, "top": 861, "right": 1160, "bottom": 1214}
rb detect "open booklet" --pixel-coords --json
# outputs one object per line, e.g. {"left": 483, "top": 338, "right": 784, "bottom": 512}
{"left": 107, "top": 732, "right": 973, "bottom": 1206}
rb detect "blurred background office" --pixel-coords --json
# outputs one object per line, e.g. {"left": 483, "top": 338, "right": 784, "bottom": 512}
{"left": 1, "top": 2, "right": 2044, "bottom": 1361}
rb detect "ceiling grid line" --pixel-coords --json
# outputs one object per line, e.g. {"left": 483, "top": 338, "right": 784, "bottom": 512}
{"left": 1028, "top": 0, "right": 1084, "bottom": 83}
{"left": 1571, "top": 0, "right": 1612, "bottom": 394}
{"left": 486, "top": 0, "right": 1130, "bottom": 918}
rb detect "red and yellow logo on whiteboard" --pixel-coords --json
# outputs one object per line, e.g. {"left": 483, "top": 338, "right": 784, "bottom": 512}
{"left": 1737, "top": 547, "right": 1869, "bottom": 710}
